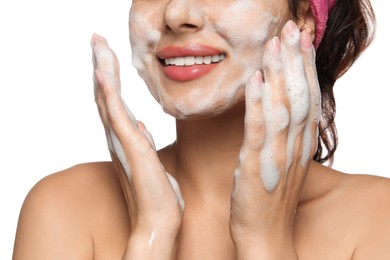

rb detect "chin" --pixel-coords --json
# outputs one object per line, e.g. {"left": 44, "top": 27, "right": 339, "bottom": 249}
{"left": 160, "top": 91, "right": 246, "bottom": 121}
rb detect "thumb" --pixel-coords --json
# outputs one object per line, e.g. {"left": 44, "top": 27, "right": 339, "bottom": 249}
{"left": 137, "top": 120, "right": 156, "bottom": 150}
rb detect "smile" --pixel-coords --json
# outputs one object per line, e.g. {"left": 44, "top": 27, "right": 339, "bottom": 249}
{"left": 157, "top": 44, "right": 226, "bottom": 82}
{"left": 163, "top": 54, "right": 226, "bottom": 66}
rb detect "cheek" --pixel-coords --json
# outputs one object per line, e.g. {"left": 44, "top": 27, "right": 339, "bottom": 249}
{"left": 129, "top": 9, "right": 161, "bottom": 72}
{"left": 129, "top": 6, "right": 163, "bottom": 102}
{"left": 212, "top": 2, "right": 285, "bottom": 95}
{"left": 220, "top": 11, "right": 278, "bottom": 44}
{"left": 214, "top": 2, "right": 284, "bottom": 70}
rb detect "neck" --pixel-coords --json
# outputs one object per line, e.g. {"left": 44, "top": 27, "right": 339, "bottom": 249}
{"left": 161, "top": 102, "right": 245, "bottom": 205}
{"left": 158, "top": 101, "right": 339, "bottom": 208}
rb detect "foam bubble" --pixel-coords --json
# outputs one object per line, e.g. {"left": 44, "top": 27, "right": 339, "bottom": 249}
{"left": 272, "top": 105, "right": 289, "bottom": 133}
{"left": 130, "top": 13, "right": 161, "bottom": 72}
{"left": 166, "top": 173, "right": 185, "bottom": 211}
{"left": 129, "top": 1, "right": 282, "bottom": 119}
{"left": 260, "top": 142, "right": 281, "bottom": 192}
{"left": 109, "top": 127, "right": 131, "bottom": 180}
{"left": 300, "top": 124, "right": 312, "bottom": 166}
{"left": 285, "top": 25, "right": 301, "bottom": 46}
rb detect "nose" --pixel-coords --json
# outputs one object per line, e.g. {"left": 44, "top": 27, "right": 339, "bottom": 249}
{"left": 164, "top": 0, "right": 204, "bottom": 34}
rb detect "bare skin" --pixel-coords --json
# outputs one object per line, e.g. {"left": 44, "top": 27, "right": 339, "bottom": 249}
{"left": 13, "top": 4, "right": 390, "bottom": 260}
{"left": 14, "top": 34, "right": 390, "bottom": 259}
{"left": 13, "top": 157, "right": 390, "bottom": 259}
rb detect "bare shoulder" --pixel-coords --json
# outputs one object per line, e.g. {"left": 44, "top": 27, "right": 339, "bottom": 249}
{"left": 338, "top": 173, "right": 390, "bottom": 259}
{"left": 13, "top": 162, "right": 130, "bottom": 260}
{"left": 296, "top": 165, "right": 390, "bottom": 259}
{"left": 336, "top": 172, "right": 390, "bottom": 204}
{"left": 337, "top": 173, "right": 390, "bottom": 220}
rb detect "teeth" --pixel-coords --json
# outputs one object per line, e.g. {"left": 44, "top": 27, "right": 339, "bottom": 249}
{"left": 211, "top": 55, "right": 220, "bottom": 62}
{"left": 164, "top": 54, "right": 226, "bottom": 66}
{"left": 175, "top": 57, "right": 184, "bottom": 66}
{"left": 184, "top": 56, "right": 195, "bottom": 66}
{"left": 204, "top": 56, "right": 212, "bottom": 65}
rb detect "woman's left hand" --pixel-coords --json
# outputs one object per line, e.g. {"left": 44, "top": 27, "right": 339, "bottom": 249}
{"left": 229, "top": 21, "right": 321, "bottom": 259}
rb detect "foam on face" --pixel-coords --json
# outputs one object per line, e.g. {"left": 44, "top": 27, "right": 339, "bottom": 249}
{"left": 129, "top": 11, "right": 162, "bottom": 103}
{"left": 129, "top": 0, "right": 284, "bottom": 119}
{"left": 168, "top": 1, "right": 280, "bottom": 118}
{"left": 215, "top": 1, "right": 279, "bottom": 47}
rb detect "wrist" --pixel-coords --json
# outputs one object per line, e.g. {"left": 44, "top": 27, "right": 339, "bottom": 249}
{"left": 122, "top": 227, "right": 179, "bottom": 260}
{"left": 233, "top": 233, "right": 299, "bottom": 260}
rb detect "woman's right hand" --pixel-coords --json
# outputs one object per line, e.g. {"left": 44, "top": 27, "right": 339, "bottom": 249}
{"left": 91, "top": 34, "right": 184, "bottom": 260}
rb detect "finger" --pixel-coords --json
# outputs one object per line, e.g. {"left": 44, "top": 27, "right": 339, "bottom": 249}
{"left": 243, "top": 70, "right": 265, "bottom": 151}
{"left": 91, "top": 38, "right": 147, "bottom": 172}
{"left": 96, "top": 72, "right": 134, "bottom": 182}
{"left": 91, "top": 35, "right": 122, "bottom": 129}
{"left": 262, "top": 36, "right": 291, "bottom": 135}
{"left": 95, "top": 65, "right": 140, "bottom": 149}
{"left": 91, "top": 34, "right": 120, "bottom": 83}
{"left": 98, "top": 71, "right": 181, "bottom": 212}
{"left": 93, "top": 64, "right": 117, "bottom": 156}
{"left": 280, "top": 21, "right": 311, "bottom": 178}
{"left": 137, "top": 120, "right": 156, "bottom": 150}
{"left": 91, "top": 35, "right": 133, "bottom": 152}
{"left": 91, "top": 36, "right": 183, "bottom": 217}
{"left": 281, "top": 21, "right": 310, "bottom": 126}
{"left": 93, "top": 64, "right": 137, "bottom": 216}
{"left": 91, "top": 34, "right": 154, "bottom": 158}
{"left": 300, "top": 30, "right": 321, "bottom": 166}
{"left": 92, "top": 35, "right": 139, "bottom": 145}
{"left": 102, "top": 96, "right": 180, "bottom": 212}
{"left": 92, "top": 48, "right": 133, "bottom": 179}
{"left": 233, "top": 71, "right": 265, "bottom": 202}
{"left": 94, "top": 74, "right": 109, "bottom": 126}
{"left": 91, "top": 35, "right": 111, "bottom": 128}
{"left": 258, "top": 37, "right": 291, "bottom": 192}
{"left": 95, "top": 71, "right": 151, "bottom": 173}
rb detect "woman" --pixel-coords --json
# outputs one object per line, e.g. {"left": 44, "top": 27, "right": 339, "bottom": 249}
{"left": 13, "top": 0, "right": 390, "bottom": 259}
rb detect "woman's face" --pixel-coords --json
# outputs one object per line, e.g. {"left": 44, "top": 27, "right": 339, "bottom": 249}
{"left": 129, "top": 0, "right": 290, "bottom": 119}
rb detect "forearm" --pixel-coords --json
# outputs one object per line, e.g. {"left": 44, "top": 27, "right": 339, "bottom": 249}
{"left": 122, "top": 230, "right": 178, "bottom": 260}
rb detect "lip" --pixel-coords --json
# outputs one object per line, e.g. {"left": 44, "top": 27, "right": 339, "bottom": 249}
{"left": 157, "top": 44, "right": 225, "bottom": 82}
{"left": 157, "top": 44, "right": 223, "bottom": 59}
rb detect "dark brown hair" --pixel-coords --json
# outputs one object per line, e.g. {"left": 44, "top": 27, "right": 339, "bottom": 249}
{"left": 289, "top": 0, "right": 376, "bottom": 164}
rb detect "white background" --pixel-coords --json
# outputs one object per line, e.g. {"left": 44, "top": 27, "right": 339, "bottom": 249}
{"left": 0, "top": 1, "right": 389, "bottom": 259}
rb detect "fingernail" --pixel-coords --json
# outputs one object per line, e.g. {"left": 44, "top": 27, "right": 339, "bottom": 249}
{"left": 272, "top": 36, "right": 281, "bottom": 51}
{"left": 91, "top": 33, "right": 101, "bottom": 47}
{"left": 301, "top": 30, "right": 313, "bottom": 50}
{"left": 287, "top": 20, "right": 296, "bottom": 32}
{"left": 256, "top": 70, "right": 263, "bottom": 83}
{"left": 91, "top": 34, "right": 96, "bottom": 48}
{"left": 91, "top": 33, "right": 105, "bottom": 48}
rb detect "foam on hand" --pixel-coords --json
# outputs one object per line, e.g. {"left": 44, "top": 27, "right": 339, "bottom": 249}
{"left": 282, "top": 24, "right": 311, "bottom": 172}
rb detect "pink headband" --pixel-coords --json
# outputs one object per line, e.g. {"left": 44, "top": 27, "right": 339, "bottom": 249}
{"left": 310, "top": 0, "right": 337, "bottom": 48}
